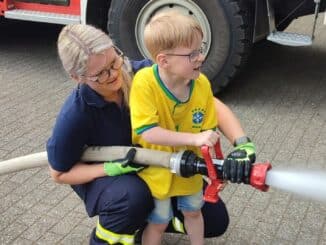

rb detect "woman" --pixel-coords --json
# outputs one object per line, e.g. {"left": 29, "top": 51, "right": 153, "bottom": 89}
{"left": 47, "top": 24, "right": 255, "bottom": 244}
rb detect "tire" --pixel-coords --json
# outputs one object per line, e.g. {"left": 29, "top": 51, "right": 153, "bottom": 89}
{"left": 108, "top": 0, "right": 253, "bottom": 93}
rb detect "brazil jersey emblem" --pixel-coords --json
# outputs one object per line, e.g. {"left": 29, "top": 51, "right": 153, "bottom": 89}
{"left": 192, "top": 108, "right": 205, "bottom": 124}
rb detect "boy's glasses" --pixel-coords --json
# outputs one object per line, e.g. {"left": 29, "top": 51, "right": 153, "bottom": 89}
{"left": 165, "top": 43, "right": 207, "bottom": 63}
{"left": 82, "top": 46, "right": 124, "bottom": 84}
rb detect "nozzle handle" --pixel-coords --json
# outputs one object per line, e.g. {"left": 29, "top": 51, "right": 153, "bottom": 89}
{"left": 214, "top": 139, "right": 224, "bottom": 160}
{"left": 201, "top": 139, "right": 224, "bottom": 203}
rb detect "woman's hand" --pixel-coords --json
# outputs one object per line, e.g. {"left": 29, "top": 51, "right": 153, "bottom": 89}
{"left": 103, "top": 148, "right": 146, "bottom": 176}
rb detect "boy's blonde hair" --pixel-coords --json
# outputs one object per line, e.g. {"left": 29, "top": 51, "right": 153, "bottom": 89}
{"left": 57, "top": 24, "right": 133, "bottom": 105}
{"left": 144, "top": 11, "right": 203, "bottom": 61}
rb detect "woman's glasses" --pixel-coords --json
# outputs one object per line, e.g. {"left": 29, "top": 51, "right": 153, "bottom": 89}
{"left": 82, "top": 46, "right": 124, "bottom": 84}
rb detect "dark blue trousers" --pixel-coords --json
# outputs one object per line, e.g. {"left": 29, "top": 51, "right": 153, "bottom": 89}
{"left": 75, "top": 175, "right": 153, "bottom": 244}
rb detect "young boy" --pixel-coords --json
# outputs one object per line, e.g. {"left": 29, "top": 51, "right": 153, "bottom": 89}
{"left": 130, "top": 11, "right": 219, "bottom": 245}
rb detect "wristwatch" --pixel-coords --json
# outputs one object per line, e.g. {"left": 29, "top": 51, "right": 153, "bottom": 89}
{"left": 233, "top": 136, "right": 251, "bottom": 147}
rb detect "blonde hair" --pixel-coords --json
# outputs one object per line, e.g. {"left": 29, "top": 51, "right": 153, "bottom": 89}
{"left": 144, "top": 11, "right": 203, "bottom": 61}
{"left": 57, "top": 24, "right": 133, "bottom": 106}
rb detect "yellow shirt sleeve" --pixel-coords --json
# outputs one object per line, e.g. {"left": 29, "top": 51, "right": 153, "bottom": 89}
{"left": 130, "top": 67, "right": 159, "bottom": 135}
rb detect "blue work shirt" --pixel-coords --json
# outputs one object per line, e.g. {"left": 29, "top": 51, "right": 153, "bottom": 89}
{"left": 47, "top": 84, "right": 131, "bottom": 172}
{"left": 130, "top": 59, "right": 152, "bottom": 72}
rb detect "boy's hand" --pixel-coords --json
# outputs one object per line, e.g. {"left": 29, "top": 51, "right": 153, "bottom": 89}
{"left": 193, "top": 130, "right": 219, "bottom": 147}
{"left": 103, "top": 148, "right": 146, "bottom": 176}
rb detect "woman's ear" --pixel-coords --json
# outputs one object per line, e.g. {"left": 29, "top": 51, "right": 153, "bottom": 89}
{"left": 70, "top": 73, "right": 81, "bottom": 83}
{"left": 156, "top": 53, "right": 169, "bottom": 68}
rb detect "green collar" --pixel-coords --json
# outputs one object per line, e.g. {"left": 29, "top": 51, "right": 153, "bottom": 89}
{"left": 153, "top": 64, "right": 194, "bottom": 104}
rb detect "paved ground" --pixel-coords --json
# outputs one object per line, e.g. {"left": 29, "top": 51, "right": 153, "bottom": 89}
{"left": 0, "top": 15, "right": 326, "bottom": 245}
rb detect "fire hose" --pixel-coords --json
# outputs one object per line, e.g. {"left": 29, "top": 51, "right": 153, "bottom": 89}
{"left": 0, "top": 143, "right": 271, "bottom": 203}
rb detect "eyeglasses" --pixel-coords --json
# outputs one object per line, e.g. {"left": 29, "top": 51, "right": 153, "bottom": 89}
{"left": 165, "top": 43, "right": 207, "bottom": 63}
{"left": 82, "top": 46, "right": 124, "bottom": 84}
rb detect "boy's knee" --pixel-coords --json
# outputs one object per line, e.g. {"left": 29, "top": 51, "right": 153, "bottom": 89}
{"left": 182, "top": 210, "right": 202, "bottom": 219}
{"left": 149, "top": 223, "right": 168, "bottom": 234}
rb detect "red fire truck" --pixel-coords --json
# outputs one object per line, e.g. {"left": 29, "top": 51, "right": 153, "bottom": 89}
{"left": 1, "top": 0, "right": 325, "bottom": 92}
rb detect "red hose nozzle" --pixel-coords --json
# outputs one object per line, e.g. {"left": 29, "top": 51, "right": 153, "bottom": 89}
{"left": 250, "top": 162, "right": 272, "bottom": 191}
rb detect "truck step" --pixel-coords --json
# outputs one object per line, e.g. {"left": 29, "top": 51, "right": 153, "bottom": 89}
{"left": 4, "top": 9, "right": 80, "bottom": 25}
{"left": 267, "top": 31, "right": 312, "bottom": 47}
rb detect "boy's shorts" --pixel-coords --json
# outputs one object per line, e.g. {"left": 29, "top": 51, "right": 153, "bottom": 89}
{"left": 148, "top": 190, "right": 204, "bottom": 224}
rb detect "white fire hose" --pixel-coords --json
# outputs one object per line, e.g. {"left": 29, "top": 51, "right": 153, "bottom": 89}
{"left": 0, "top": 146, "right": 185, "bottom": 176}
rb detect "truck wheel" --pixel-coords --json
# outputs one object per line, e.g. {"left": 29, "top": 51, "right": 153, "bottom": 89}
{"left": 108, "top": 0, "right": 253, "bottom": 93}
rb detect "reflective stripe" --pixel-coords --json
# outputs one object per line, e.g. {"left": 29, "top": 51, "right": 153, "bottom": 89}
{"left": 95, "top": 221, "right": 134, "bottom": 245}
{"left": 172, "top": 217, "right": 185, "bottom": 234}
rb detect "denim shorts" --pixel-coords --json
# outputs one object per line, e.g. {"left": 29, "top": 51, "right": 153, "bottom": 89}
{"left": 148, "top": 190, "right": 204, "bottom": 224}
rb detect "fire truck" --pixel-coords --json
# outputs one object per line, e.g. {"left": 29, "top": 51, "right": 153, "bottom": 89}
{"left": 1, "top": 0, "right": 325, "bottom": 92}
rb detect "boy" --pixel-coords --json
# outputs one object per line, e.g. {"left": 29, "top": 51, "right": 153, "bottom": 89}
{"left": 130, "top": 11, "right": 219, "bottom": 245}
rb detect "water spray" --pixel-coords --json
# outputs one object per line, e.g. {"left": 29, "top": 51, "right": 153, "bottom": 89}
{"left": 265, "top": 167, "right": 326, "bottom": 202}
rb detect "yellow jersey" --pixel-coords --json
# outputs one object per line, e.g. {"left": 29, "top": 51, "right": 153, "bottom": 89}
{"left": 130, "top": 64, "right": 217, "bottom": 199}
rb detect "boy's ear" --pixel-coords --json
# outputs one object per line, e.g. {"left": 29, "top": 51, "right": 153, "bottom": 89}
{"left": 156, "top": 53, "right": 169, "bottom": 68}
